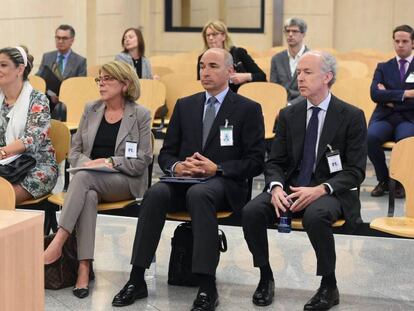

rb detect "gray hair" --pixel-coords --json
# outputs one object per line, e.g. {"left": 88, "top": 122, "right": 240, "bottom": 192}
{"left": 204, "top": 48, "right": 234, "bottom": 67}
{"left": 284, "top": 18, "right": 307, "bottom": 34}
{"left": 302, "top": 50, "right": 337, "bottom": 87}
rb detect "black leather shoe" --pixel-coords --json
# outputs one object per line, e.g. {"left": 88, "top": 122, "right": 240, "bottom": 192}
{"left": 72, "top": 286, "right": 89, "bottom": 299}
{"left": 191, "top": 291, "right": 219, "bottom": 311}
{"left": 252, "top": 279, "right": 275, "bottom": 306}
{"left": 395, "top": 183, "right": 406, "bottom": 199}
{"left": 304, "top": 286, "right": 339, "bottom": 310}
{"left": 371, "top": 181, "right": 389, "bottom": 197}
{"left": 112, "top": 283, "right": 148, "bottom": 307}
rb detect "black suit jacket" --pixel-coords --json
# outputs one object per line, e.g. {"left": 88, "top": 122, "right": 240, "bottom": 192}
{"left": 158, "top": 90, "right": 265, "bottom": 211}
{"left": 370, "top": 57, "right": 414, "bottom": 122}
{"left": 265, "top": 95, "right": 367, "bottom": 231}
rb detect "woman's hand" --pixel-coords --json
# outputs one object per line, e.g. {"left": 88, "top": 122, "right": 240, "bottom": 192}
{"left": 83, "top": 158, "right": 113, "bottom": 168}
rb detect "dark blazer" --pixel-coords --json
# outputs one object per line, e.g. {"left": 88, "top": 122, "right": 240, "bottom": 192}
{"left": 196, "top": 47, "right": 267, "bottom": 92}
{"left": 36, "top": 50, "right": 87, "bottom": 80}
{"left": 265, "top": 95, "right": 367, "bottom": 231}
{"left": 370, "top": 57, "right": 414, "bottom": 122}
{"left": 69, "top": 100, "right": 153, "bottom": 198}
{"left": 158, "top": 90, "right": 265, "bottom": 211}
{"left": 270, "top": 47, "right": 310, "bottom": 105}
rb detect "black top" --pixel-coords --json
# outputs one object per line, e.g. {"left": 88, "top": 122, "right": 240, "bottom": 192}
{"left": 90, "top": 116, "right": 121, "bottom": 159}
{"left": 196, "top": 46, "right": 267, "bottom": 92}
{"left": 133, "top": 57, "right": 143, "bottom": 78}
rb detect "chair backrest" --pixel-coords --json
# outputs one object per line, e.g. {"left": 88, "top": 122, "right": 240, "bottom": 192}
{"left": 161, "top": 73, "right": 195, "bottom": 119}
{"left": 59, "top": 77, "right": 100, "bottom": 125}
{"left": 389, "top": 137, "right": 414, "bottom": 218}
{"left": 180, "top": 80, "right": 205, "bottom": 98}
{"left": 238, "top": 82, "right": 287, "bottom": 139}
{"left": 87, "top": 65, "right": 101, "bottom": 77}
{"left": 139, "top": 79, "right": 167, "bottom": 120}
{"left": 331, "top": 77, "right": 374, "bottom": 124}
{"left": 28, "top": 75, "right": 46, "bottom": 93}
{"left": 337, "top": 60, "right": 370, "bottom": 78}
{"left": 152, "top": 66, "right": 174, "bottom": 78}
{"left": 0, "top": 177, "right": 15, "bottom": 210}
{"left": 49, "top": 119, "right": 71, "bottom": 164}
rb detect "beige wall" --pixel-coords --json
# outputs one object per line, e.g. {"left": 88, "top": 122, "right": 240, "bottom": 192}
{"left": 0, "top": 0, "right": 413, "bottom": 69}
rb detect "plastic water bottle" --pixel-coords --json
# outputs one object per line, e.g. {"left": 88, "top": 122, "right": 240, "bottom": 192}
{"left": 145, "top": 254, "right": 156, "bottom": 279}
{"left": 278, "top": 210, "right": 292, "bottom": 233}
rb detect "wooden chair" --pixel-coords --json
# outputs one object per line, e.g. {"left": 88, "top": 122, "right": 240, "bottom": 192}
{"left": 337, "top": 60, "right": 370, "bottom": 79}
{"left": 180, "top": 80, "right": 205, "bottom": 98}
{"left": 0, "top": 177, "right": 15, "bottom": 210}
{"left": 87, "top": 65, "right": 101, "bottom": 77}
{"left": 59, "top": 77, "right": 100, "bottom": 131}
{"left": 28, "top": 75, "right": 46, "bottom": 93}
{"left": 139, "top": 79, "right": 167, "bottom": 121}
{"left": 291, "top": 219, "right": 345, "bottom": 230}
{"left": 152, "top": 66, "right": 174, "bottom": 78}
{"left": 17, "top": 120, "right": 71, "bottom": 233}
{"left": 238, "top": 82, "right": 287, "bottom": 140}
{"left": 370, "top": 137, "right": 414, "bottom": 237}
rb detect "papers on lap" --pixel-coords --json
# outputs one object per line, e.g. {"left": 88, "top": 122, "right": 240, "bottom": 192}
{"left": 159, "top": 175, "right": 213, "bottom": 184}
{"left": 67, "top": 166, "right": 118, "bottom": 173}
{"left": 0, "top": 154, "right": 22, "bottom": 165}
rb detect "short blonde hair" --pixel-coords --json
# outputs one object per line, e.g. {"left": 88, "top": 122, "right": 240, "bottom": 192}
{"left": 201, "top": 20, "right": 233, "bottom": 51}
{"left": 100, "top": 61, "right": 141, "bottom": 101}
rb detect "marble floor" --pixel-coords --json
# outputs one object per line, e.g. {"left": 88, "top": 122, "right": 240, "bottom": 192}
{"left": 43, "top": 141, "right": 413, "bottom": 310}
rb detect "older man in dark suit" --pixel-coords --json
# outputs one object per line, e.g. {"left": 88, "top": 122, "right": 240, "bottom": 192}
{"left": 112, "top": 47, "right": 265, "bottom": 310}
{"left": 36, "top": 24, "right": 86, "bottom": 111}
{"left": 242, "top": 51, "right": 367, "bottom": 310}
{"left": 368, "top": 24, "right": 414, "bottom": 198}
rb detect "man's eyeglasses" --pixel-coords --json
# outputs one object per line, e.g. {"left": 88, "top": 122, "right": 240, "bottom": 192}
{"left": 284, "top": 29, "right": 302, "bottom": 34}
{"left": 54, "top": 36, "right": 73, "bottom": 41}
{"left": 205, "top": 32, "right": 222, "bottom": 38}
{"left": 95, "top": 75, "right": 116, "bottom": 84}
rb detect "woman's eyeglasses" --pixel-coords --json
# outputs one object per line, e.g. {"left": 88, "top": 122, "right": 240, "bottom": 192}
{"left": 95, "top": 75, "right": 116, "bottom": 84}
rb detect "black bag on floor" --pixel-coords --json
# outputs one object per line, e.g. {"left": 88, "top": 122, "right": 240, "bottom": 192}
{"left": 167, "top": 222, "right": 227, "bottom": 287}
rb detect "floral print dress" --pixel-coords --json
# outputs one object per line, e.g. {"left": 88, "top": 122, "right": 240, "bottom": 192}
{"left": 0, "top": 89, "right": 58, "bottom": 198}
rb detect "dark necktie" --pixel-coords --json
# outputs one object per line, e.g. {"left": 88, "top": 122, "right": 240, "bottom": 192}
{"left": 57, "top": 54, "right": 65, "bottom": 74}
{"left": 202, "top": 96, "right": 217, "bottom": 148}
{"left": 399, "top": 59, "right": 407, "bottom": 82}
{"left": 296, "top": 106, "right": 321, "bottom": 186}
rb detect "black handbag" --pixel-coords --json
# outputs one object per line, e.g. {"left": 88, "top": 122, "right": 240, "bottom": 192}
{"left": 0, "top": 154, "right": 36, "bottom": 183}
{"left": 44, "top": 232, "right": 79, "bottom": 290}
{"left": 167, "top": 222, "right": 227, "bottom": 287}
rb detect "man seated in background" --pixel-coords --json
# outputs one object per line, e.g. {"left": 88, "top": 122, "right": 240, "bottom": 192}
{"left": 112, "top": 48, "right": 265, "bottom": 311}
{"left": 368, "top": 24, "right": 414, "bottom": 198}
{"left": 36, "top": 24, "right": 86, "bottom": 113}
{"left": 270, "top": 18, "right": 309, "bottom": 106}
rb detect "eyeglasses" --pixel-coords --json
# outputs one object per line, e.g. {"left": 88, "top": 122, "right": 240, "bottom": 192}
{"left": 284, "top": 29, "right": 302, "bottom": 34}
{"left": 95, "top": 75, "right": 117, "bottom": 84}
{"left": 205, "top": 32, "right": 222, "bottom": 38}
{"left": 54, "top": 36, "right": 72, "bottom": 41}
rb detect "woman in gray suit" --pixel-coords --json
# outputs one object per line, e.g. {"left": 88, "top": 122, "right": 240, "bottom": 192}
{"left": 44, "top": 60, "right": 153, "bottom": 298}
{"left": 115, "top": 28, "right": 154, "bottom": 79}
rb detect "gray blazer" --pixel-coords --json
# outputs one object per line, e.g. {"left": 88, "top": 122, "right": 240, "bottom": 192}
{"left": 36, "top": 50, "right": 87, "bottom": 80}
{"left": 69, "top": 100, "right": 153, "bottom": 198}
{"left": 115, "top": 52, "right": 153, "bottom": 79}
{"left": 270, "top": 46, "right": 309, "bottom": 105}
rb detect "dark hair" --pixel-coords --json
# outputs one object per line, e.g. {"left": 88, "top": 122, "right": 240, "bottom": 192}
{"left": 392, "top": 24, "right": 414, "bottom": 40}
{"left": 121, "top": 28, "right": 145, "bottom": 57}
{"left": 0, "top": 46, "right": 34, "bottom": 81}
{"left": 56, "top": 24, "right": 75, "bottom": 37}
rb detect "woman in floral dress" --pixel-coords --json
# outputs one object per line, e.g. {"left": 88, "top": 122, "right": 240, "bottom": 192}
{"left": 0, "top": 46, "right": 57, "bottom": 203}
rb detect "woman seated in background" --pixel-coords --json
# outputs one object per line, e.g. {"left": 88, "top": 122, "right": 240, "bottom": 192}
{"left": 44, "top": 61, "right": 153, "bottom": 299}
{"left": 0, "top": 46, "right": 57, "bottom": 203}
{"left": 197, "top": 20, "right": 267, "bottom": 92}
{"left": 115, "top": 27, "right": 155, "bottom": 79}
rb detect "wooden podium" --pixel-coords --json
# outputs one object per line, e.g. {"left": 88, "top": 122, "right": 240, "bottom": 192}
{"left": 0, "top": 210, "right": 44, "bottom": 311}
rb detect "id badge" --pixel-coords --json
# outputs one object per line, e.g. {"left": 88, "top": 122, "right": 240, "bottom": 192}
{"left": 326, "top": 144, "right": 342, "bottom": 173}
{"left": 406, "top": 72, "right": 414, "bottom": 83}
{"left": 125, "top": 141, "right": 138, "bottom": 158}
{"left": 220, "top": 124, "right": 233, "bottom": 146}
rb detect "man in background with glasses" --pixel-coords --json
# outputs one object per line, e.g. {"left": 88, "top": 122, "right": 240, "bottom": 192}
{"left": 36, "top": 24, "right": 87, "bottom": 113}
{"left": 270, "top": 18, "right": 309, "bottom": 107}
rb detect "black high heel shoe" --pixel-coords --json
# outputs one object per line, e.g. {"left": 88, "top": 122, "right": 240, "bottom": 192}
{"left": 72, "top": 286, "right": 89, "bottom": 298}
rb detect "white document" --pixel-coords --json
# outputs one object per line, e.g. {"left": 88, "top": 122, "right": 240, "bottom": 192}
{"left": 0, "top": 154, "right": 22, "bottom": 165}
{"left": 67, "top": 166, "right": 118, "bottom": 174}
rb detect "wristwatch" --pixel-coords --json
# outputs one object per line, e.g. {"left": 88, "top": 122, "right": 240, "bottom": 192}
{"left": 216, "top": 164, "right": 223, "bottom": 176}
{"left": 323, "top": 184, "right": 331, "bottom": 195}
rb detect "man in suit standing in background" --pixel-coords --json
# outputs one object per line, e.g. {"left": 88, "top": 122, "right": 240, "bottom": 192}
{"left": 368, "top": 24, "right": 414, "bottom": 198}
{"left": 242, "top": 51, "right": 367, "bottom": 310}
{"left": 36, "top": 24, "right": 87, "bottom": 112}
{"left": 112, "top": 47, "right": 265, "bottom": 311}
{"left": 270, "top": 18, "right": 309, "bottom": 106}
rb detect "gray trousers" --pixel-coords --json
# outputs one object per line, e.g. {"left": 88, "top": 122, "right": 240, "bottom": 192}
{"left": 59, "top": 171, "right": 133, "bottom": 260}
